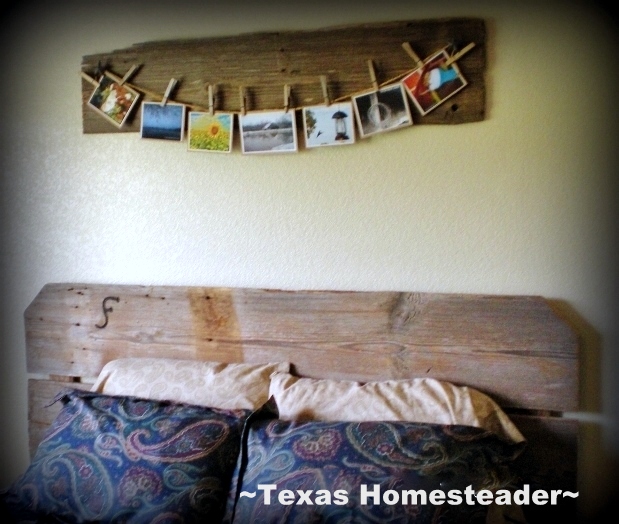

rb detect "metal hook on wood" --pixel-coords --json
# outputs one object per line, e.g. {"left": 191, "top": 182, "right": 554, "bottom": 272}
{"left": 95, "top": 296, "right": 120, "bottom": 329}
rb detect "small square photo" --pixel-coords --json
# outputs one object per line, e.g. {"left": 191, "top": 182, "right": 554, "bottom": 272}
{"left": 187, "top": 112, "right": 234, "bottom": 153}
{"left": 87, "top": 72, "right": 140, "bottom": 128}
{"left": 352, "top": 83, "right": 412, "bottom": 138}
{"left": 141, "top": 102, "right": 185, "bottom": 141}
{"left": 402, "top": 49, "right": 468, "bottom": 116}
{"left": 240, "top": 110, "right": 297, "bottom": 154}
{"left": 303, "top": 103, "right": 355, "bottom": 148}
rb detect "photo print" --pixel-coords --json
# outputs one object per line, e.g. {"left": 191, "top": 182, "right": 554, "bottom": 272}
{"left": 352, "top": 83, "right": 412, "bottom": 138}
{"left": 141, "top": 102, "right": 186, "bottom": 141}
{"left": 303, "top": 102, "right": 355, "bottom": 148}
{"left": 402, "top": 49, "right": 467, "bottom": 116}
{"left": 87, "top": 72, "right": 140, "bottom": 128}
{"left": 187, "top": 112, "right": 234, "bottom": 153}
{"left": 240, "top": 110, "right": 297, "bottom": 154}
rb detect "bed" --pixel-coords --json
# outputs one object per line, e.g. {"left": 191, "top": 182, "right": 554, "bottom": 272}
{"left": 2, "top": 283, "right": 578, "bottom": 523}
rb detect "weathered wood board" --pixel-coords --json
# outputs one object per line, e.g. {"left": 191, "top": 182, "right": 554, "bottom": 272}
{"left": 26, "top": 284, "right": 577, "bottom": 413}
{"left": 81, "top": 18, "right": 486, "bottom": 133}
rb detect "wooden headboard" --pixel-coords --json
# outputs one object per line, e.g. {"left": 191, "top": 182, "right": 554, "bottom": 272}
{"left": 25, "top": 283, "right": 579, "bottom": 516}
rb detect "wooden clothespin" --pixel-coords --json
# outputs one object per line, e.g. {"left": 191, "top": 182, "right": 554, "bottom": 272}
{"left": 95, "top": 61, "right": 105, "bottom": 80}
{"left": 208, "top": 84, "right": 215, "bottom": 115}
{"left": 443, "top": 42, "right": 475, "bottom": 68}
{"left": 401, "top": 42, "right": 423, "bottom": 70}
{"left": 239, "top": 86, "right": 246, "bottom": 115}
{"left": 320, "top": 75, "right": 330, "bottom": 106}
{"left": 80, "top": 71, "right": 99, "bottom": 87}
{"left": 283, "top": 84, "right": 291, "bottom": 112}
{"left": 367, "top": 59, "right": 379, "bottom": 91}
{"left": 118, "top": 64, "right": 140, "bottom": 85}
{"left": 161, "top": 78, "right": 177, "bottom": 106}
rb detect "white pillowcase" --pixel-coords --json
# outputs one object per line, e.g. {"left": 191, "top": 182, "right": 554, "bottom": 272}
{"left": 269, "top": 372, "right": 524, "bottom": 443}
{"left": 91, "top": 358, "right": 290, "bottom": 410}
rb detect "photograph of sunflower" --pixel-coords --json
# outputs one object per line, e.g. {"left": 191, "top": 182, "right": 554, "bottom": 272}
{"left": 187, "top": 112, "right": 234, "bottom": 153}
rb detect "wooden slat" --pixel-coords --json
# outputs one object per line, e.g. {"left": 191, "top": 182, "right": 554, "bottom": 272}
{"left": 25, "top": 284, "right": 578, "bottom": 414}
{"left": 81, "top": 18, "right": 486, "bottom": 133}
{"left": 28, "top": 379, "right": 91, "bottom": 458}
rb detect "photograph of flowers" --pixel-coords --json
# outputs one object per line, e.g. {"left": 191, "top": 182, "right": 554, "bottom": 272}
{"left": 87, "top": 72, "right": 140, "bottom": 128}
{"left": 187, "top": 112, "right": 234, "bottom": 153}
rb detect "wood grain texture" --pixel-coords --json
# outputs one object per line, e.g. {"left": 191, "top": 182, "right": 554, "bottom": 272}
{"left": 28, "top": 379, "right": 90, "bottom": 458}
{"left": 26, "top": 283, "right": 578, "bottom": 413}
{"left": 80, "top": 18, "right": 486, "bottom": 133}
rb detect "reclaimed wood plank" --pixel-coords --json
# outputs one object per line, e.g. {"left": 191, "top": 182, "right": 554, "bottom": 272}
{"left": 81, "top": 18, "right": 486, "bottom": 133}
{"left": 28, "top": 379, "right": 91, "bottom": 457}
{"left": 25, "top": 284, "right": 578, "bottom": 412}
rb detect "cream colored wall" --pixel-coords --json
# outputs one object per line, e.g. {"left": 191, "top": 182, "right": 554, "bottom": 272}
{"left": 1, "top": 0, "right": 617, "bottom": 516}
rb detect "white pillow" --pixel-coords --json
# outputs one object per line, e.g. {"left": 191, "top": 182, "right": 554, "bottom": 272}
{"left": 91, "top": 357, "right": 290, "bottom": 410}
{"left": 269, "top": 372, "right": 524, "bottom": 443}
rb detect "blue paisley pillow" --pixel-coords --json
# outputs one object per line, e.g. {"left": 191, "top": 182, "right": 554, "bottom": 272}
{"left": 1, "top": 389, "right": 252, "bottom": 523}
{"left": 227, "top": 413, "right": 525, "bottom": 524}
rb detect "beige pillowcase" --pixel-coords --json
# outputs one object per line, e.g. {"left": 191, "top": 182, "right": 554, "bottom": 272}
{"left": 91, "top": 358, "right": 290, "bottom": 410}
{"left": 269, "top": 372, "right": 524, "bottom": 443}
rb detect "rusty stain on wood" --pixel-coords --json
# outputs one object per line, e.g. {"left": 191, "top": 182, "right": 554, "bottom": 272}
{"left": 188, "top": 288, "right": 243, "bottom": 361}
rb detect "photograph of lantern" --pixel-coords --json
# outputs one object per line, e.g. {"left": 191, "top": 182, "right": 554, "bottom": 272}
{"left": 303, "top": 102, "right": 356, "bottom": 148}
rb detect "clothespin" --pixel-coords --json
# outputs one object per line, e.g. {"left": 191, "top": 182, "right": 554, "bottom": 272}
{"left": 367, "top": 59, "right": 379, "bottom": 91}
{"left": 208, "top": 84, "right": 215, "bottom": 115}
{"left": 239, "top": 86, "right": 246, "bottom": 115}
{"left": 320, "top": 75, "right": 330, "bottom": 106}
{"left": 119, "top": 64, "right": 140, "bottom": 86}
{"left": 283, "top": 84, "right": 291, "bottom": 112}
{"left": 80, "top": 71, "right": 99, "bottom": 87}
{"left": 161, "top": 78, "right": 177, "bottom": 106}
{"left": 401, "top": 42, "right": 423, "bottom": 70}
{"left": 443, "top": 42, "right": 475, "bottom": 68}
{"left": 94, "top": 61, "right": 105, "bottom": 81}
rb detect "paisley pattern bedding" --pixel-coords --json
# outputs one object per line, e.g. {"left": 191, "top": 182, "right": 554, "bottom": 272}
{"left": 1, "top": 391, "right": 525, "bottom": 523}
{"left": 1, "top": 389, "right": 251, "bottom": 523}
{"left": 226, "top": 415, "right": 525, "bottom": 524}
